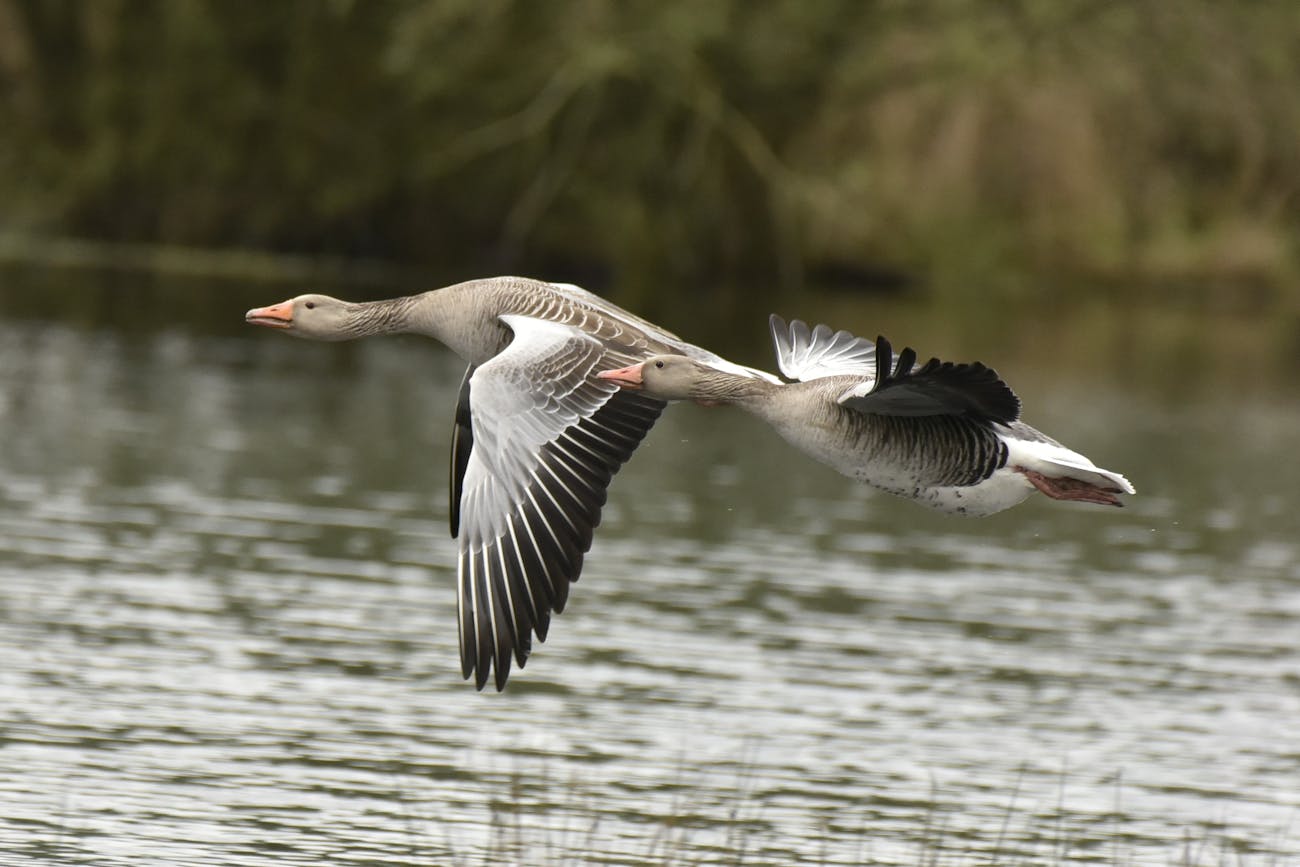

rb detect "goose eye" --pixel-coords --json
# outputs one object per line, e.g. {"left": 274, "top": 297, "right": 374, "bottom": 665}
{"left": 305, "top": 301, "right": 316, "bottom": 310}
{"left": 654, "top": 360, "right": 664, "bottom": 368}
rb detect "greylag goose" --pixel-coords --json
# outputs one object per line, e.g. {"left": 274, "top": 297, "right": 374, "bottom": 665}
{"left": 245, "top": 276, "right": 776, "bottom": 690}
{"left": 598, "top": 315, "right": 1134, "bottom": 516}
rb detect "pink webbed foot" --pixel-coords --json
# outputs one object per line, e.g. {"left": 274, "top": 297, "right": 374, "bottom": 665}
{"left": 1017, "top": 467, "right": 1124, "bottom": 507}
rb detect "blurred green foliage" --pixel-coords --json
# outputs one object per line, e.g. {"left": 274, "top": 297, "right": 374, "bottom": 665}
{"left": 1, "top": 0, "right": 1298, "bottom": 308}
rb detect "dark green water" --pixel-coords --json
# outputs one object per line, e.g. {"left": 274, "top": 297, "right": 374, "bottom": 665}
{"left": 1, "top": 277, "right": 1297, "bottom": 865}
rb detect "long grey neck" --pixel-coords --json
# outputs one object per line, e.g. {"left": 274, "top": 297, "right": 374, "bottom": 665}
{"left": 692, "top": 370, "right": 779, "bottom": 406}
{"left": 343, "top": 284, "right": 503, "bottom": 363}
{"left": 346, "top": 294, "right": 428, "bottom": 337}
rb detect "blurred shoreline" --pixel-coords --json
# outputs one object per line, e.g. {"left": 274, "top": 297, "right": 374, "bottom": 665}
{"left": 3, "top": 4, "right": 1298, "bottom": 307}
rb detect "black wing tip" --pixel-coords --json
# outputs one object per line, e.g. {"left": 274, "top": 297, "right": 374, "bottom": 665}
{"left": 464, "top": 648, "right": 524, "bottom": 692}
{"left": 933, "top": 359, "right": 1020, "bottom": 423}
{"left": 917, "top": 359, "right": 1023, "bottom": 423}
{"left": 464, "top": 653, "right": 512, "bottom": 691}
{"left": 855, "top": 335, "right": 1023, "bottom": 423}
{"left": 974, "top": 363, "right": 1021, "bottom": 422}
{"left": 873, "top": 335, "right": 892, "bottom": 382}
{"left": 893, "top": 346, "right": 918, "bottom": 378}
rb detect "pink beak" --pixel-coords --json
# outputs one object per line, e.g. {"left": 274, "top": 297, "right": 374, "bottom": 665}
{"left": 245, "top": 300, "right": 294, "bottom": 329}
{"left": 596, "top": 363, "right": 646, "bottom": 389}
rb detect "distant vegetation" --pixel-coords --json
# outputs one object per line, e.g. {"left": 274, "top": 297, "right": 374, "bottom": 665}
{"left": 2, "top": 0, "right": 1298, "bottom": 310}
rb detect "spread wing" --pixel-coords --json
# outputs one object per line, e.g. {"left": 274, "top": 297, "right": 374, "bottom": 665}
{"left": 454, "top": 315, "right": 663, "bottom": 690}
{"left": 769, "top": 314, "right": 883, "bottom": 382}
{"left": 837, "top": 336, "right": 1021, "bottom": 423}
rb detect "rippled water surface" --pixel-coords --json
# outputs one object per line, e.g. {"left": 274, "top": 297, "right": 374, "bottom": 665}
{"left": 1, "top": 301, "right": 1298, "bottom": 866}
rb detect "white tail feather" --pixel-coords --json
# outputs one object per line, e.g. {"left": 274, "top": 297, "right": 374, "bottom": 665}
{"left": 1005, "top": 437, "right": 1135, "bottom": 494}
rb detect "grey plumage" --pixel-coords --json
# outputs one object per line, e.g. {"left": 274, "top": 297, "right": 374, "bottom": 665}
{"left": 247, "top": 276, "right": 774, "bottom": 690}
{"left": 601, "top": 316, "right": 1132, "bottom": 517}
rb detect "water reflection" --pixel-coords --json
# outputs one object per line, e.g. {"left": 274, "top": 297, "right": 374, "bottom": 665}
{"left": 1, "top": 307, "right": 1297, "bottom": 865}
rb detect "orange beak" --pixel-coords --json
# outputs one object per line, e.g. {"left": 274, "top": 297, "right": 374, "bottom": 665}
{"left": 245, "top": 300, "right": 294, "bottom": 329}
{"left": 596, "top": 362, "right": 645, "bottom": 389}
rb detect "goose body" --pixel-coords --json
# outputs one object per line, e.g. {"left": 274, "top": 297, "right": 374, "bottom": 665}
{"left": 246, "top": 276, "right": 775, "bottom": 690}
{"left": 598, "top": 316, "right": 1133, "bottom": 517}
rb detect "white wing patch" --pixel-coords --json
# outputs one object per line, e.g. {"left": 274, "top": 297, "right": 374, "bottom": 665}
{"left": 769, "top": 314, "right": 882, "bottom": 382}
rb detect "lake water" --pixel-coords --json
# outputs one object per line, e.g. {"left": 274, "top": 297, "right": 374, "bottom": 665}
{"left": 1, "top": 283, "right": 1298, "bottom": 865}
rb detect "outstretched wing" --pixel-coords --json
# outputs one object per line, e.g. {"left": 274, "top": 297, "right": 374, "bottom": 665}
{"left": 454, "top": 314, "right": 663, "bottom": 691}
{"left": 837, "top": 336, "right": 1021, "bottom": 423}
{"left": 769, "top": 314, "right": 883, "bottom": 382}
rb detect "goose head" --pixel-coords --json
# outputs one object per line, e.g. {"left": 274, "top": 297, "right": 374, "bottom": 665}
{"left": 245, "top": 294, "right": 360, "bottom": 341}
{"left": 598, "top": 355, "right": 736, "bottom": 403}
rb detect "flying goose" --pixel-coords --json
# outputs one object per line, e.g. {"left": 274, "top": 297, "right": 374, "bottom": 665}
{"left": 598, "top": 315, "right": 1133, "bottom": 516}
{"left": 245, "top": 276, "right": 776, "bottom": 690}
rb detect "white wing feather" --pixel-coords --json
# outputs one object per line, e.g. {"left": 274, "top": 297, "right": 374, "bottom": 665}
{"left": 460, "top": 316, "right": 607, "bottom": 541}
{"left": 455, "top": 313, "right": 666, "bottom": 690}
{"left": 769, "top": 315, "right": 883, "bottom": 382}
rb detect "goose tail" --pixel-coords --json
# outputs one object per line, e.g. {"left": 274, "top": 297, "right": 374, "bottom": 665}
{"left": 1004, "top": 432, "right": 1135, "bottom": 506}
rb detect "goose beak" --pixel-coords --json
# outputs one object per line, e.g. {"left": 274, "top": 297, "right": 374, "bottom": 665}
{"left": 245, "top": 300, "right": 294, "bottom": 329}
{"left": 597, "top": 363, "right": 645, "bottom": 390}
